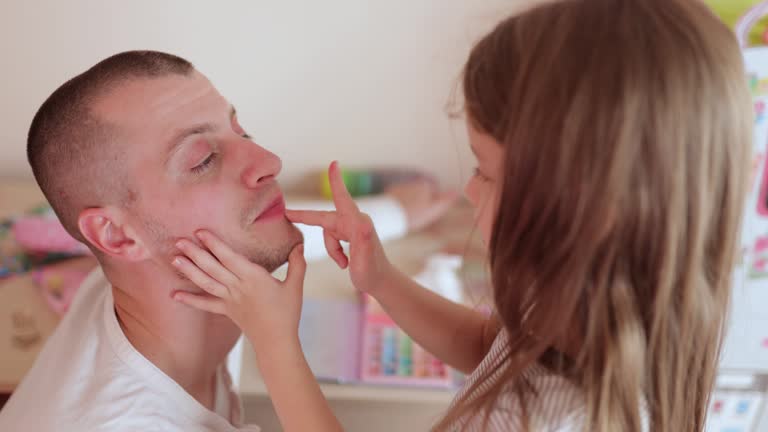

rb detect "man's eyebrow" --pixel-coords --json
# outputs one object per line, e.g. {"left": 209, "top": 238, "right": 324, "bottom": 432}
{"left": 164, "top": 105, "right": 237, "bottom": 161}
{"left": 165, "top": 123, "right": 216, "bottom": 158}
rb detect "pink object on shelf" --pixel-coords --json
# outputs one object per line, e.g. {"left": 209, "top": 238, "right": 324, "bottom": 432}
{"left": 756, "top": 146, "right": 768, "bottom": 217}
{"left": 754, "top": 236, "right": 768, "bottom": 252}
{"left": 754, "top": 258, "right": 768, "bottom": 271}
{"left": 33, "top": 267, "right": 90, "bottom": 316}
{"left": 12, "top": 216, "right": 90, "bottom": 255}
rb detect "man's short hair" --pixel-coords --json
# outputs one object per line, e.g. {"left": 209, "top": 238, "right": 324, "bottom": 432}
{"left": 27, "top": 50, "right": 194, "bottom": 242}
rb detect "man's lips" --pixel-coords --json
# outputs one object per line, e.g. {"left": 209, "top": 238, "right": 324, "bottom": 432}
{"left": 253, "top": 196, "right": 286, "bottom": 222}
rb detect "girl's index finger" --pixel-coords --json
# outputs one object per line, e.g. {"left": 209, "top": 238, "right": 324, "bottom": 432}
{"left": 285, "top": 209, "right": 338, "bottom": 231}
{"left": 329, "top": 161, "right": 359, "bottom": 214}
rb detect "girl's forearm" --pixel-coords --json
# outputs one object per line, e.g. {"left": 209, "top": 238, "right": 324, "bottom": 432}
{"left": 248, "top": 335, "right": 344, "bottom": 432}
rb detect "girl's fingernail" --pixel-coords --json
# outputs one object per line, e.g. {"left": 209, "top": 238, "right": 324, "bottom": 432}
{"left": 172, "top": 257, "right": 182, "bottom": 266}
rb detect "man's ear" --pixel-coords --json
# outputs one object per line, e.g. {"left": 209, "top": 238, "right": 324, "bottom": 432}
{"left": 77, "top": 208, "right": 151, "bottom": 261}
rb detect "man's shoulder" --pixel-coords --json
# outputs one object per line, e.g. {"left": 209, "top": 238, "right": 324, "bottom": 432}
{"left": 0, "top": 376, "right": 183, "bottom": 431}
{"left": 11, "top": 266, "right": 112, "bottom": 390}
{"left": 71, "top": 403, "right": 190, "bottom": 432}
{"left": 0, "top": 401, "right": 184, "bottom": 432}
{"left": 0, "top": 266, "right": 127, "bottom": 429}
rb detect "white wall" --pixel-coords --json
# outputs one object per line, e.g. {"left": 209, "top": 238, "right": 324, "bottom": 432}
{"left": 0, "top": 0, "right": 521, "bottom": 190}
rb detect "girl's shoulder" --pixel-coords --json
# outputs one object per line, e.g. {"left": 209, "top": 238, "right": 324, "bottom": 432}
{"left": 457, "top": 329, "right": 649, "bottom": 431}
{"left": 455, "top": 330, "right": 586, "bottom": 431}
{"left": 504, "top": 362, "right": 586, "bottom": 431}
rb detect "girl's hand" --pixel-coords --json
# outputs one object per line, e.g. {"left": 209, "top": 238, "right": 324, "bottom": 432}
{"left": 286, "top": 161, "right": 394, "bottom": 296}
{"left": 171, "top": 231, "right": 306, "bottom": 346}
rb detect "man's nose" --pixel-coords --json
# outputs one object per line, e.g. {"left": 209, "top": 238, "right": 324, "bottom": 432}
{"left": 241, "top": 144, "right": 283, "bottom": 188}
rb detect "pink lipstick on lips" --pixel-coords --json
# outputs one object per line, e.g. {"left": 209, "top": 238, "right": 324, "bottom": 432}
{"left": 254, "top": 196, "right": 286, "bottom": 222}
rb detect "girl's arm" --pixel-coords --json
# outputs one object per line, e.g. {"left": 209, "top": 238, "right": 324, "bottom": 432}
{"left": 252, "top": 331, "right": 343, "bottom": 432}
{"left": 370, "top": 267, "right": 500, "bottom": 373}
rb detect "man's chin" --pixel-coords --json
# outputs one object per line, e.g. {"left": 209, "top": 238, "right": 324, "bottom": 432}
{"left": 248, "top": 223, "right": 304, "bottom": 273}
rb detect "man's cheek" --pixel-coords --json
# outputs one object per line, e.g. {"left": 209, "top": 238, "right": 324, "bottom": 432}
{"left": 170, "top": 205, "right": 223, "bottom": 236}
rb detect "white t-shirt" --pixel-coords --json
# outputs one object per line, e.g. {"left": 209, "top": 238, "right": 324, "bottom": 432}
{"left": 0, "top": 267, "right": 259, "bottom": 432}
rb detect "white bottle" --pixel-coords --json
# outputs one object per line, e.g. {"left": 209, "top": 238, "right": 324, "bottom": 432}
{"left": 413, "top": 254, "right": 464, "bottom": 303}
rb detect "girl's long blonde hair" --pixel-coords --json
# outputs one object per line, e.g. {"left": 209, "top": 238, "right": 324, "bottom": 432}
{"left": 438, "top": 0, "right": 754, "bottom": 430}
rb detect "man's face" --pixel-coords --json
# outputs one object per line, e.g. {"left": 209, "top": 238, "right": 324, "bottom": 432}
{"left": 95, "top": 71, "right": 302, "bottom": 273}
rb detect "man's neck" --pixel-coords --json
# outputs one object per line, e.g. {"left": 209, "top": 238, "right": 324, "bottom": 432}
{"left": 107, "top": 262, "right": 241, "bottom": 411}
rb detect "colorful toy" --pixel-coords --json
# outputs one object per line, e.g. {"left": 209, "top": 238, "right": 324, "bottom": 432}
{"left": 1, "top": 204, "right": 90, "bottom": 278}
{"left": 359, "top": 296, "right": 454, "bottom": 388}
{"left": 11, "top": 216, "right": 89, "bottom": 255}
{"left": 319, "top": 168, "right": 433, "bottom": 199}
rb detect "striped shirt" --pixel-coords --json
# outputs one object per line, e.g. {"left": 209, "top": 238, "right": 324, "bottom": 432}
{"left": 448, "top": 330, "right": 585, "bottom": 431}
{"left": 449, "top": 330, "right": 649, "bottom": 431}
